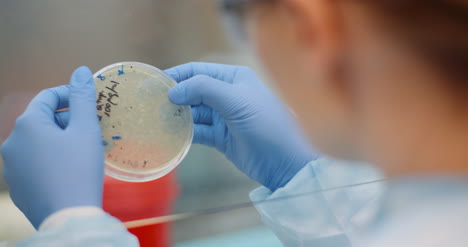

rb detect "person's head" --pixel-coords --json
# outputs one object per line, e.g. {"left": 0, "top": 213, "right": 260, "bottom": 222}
{"left": 222, "top": 0, "right": 468, "bottom": 175}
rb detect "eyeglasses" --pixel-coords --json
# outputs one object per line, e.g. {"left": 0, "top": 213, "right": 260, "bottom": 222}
{"left": 219, "top": 0, "right": 273, "bottom": 40}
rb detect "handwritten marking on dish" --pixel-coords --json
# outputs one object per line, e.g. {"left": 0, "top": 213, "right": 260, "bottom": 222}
{"left": 97, "top": 80, "right": 120, "bottom": 121}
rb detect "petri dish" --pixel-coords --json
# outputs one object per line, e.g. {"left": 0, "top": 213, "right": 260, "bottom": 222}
{"left": 94, "top": 62, "right": 193, "bottom": 182}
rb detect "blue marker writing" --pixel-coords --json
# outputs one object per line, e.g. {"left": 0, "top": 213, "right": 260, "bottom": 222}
{"left": 112, "top": 136, "right": 122, "bottom": 140}
{"left": 118, "top": 65, "right": 125, "bottom": 75}
{"left": 97, "top": 74, "right": 106, "bottom": 81}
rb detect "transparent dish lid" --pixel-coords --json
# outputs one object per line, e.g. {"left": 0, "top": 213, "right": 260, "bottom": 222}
{"left": 94, "top": 62, "right": 193, "bottom": 182}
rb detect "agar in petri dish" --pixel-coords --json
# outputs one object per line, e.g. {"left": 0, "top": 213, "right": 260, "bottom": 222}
{"left": 94, "top": 62, "right": 193, "bottom": 182}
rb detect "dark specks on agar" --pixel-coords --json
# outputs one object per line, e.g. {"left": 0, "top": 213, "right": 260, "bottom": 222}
{"left": 174, "top": 108, "right": 183, "bottom": 117}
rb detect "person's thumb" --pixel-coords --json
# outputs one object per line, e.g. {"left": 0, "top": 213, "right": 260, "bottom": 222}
{"left": 67, "top": 66, "right": 100, "bottom": 131}
{"left": 168, "top": 75, "right": 237, "bottom": 118}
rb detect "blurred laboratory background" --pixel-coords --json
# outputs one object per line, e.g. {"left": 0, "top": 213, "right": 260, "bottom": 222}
{"left": 0, "top": 0, "right": 282, "bottom": 246}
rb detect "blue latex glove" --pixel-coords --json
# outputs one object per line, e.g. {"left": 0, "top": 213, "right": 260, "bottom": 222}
{"left": 1, "top": 66, "right": 105, "bottom": 229}
{"left": 165, "top": 63, "right": 318, "bottom": 191}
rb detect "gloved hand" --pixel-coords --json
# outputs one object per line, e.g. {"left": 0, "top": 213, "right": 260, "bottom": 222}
{"left": 1, "top": 66, "right": 105, "bottom": 229}
{"left": 165, "top": 63, "right": 318, "bottom": 192}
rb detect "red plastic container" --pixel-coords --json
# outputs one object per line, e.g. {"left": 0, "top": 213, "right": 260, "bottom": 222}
{"left": 103, "top": 171, "right": 179, "bottom": 247}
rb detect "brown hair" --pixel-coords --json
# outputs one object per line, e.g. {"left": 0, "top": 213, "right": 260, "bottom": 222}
{"left": 361, "top": 0, "right": 468, "bottom": 83}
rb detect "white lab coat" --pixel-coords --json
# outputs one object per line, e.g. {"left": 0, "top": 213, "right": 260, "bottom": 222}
{"left": 10, "top": 158, "right": 468, "bottom": 247}
{"left": 251, "top": 158, "right": 468, "bottom": 247}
